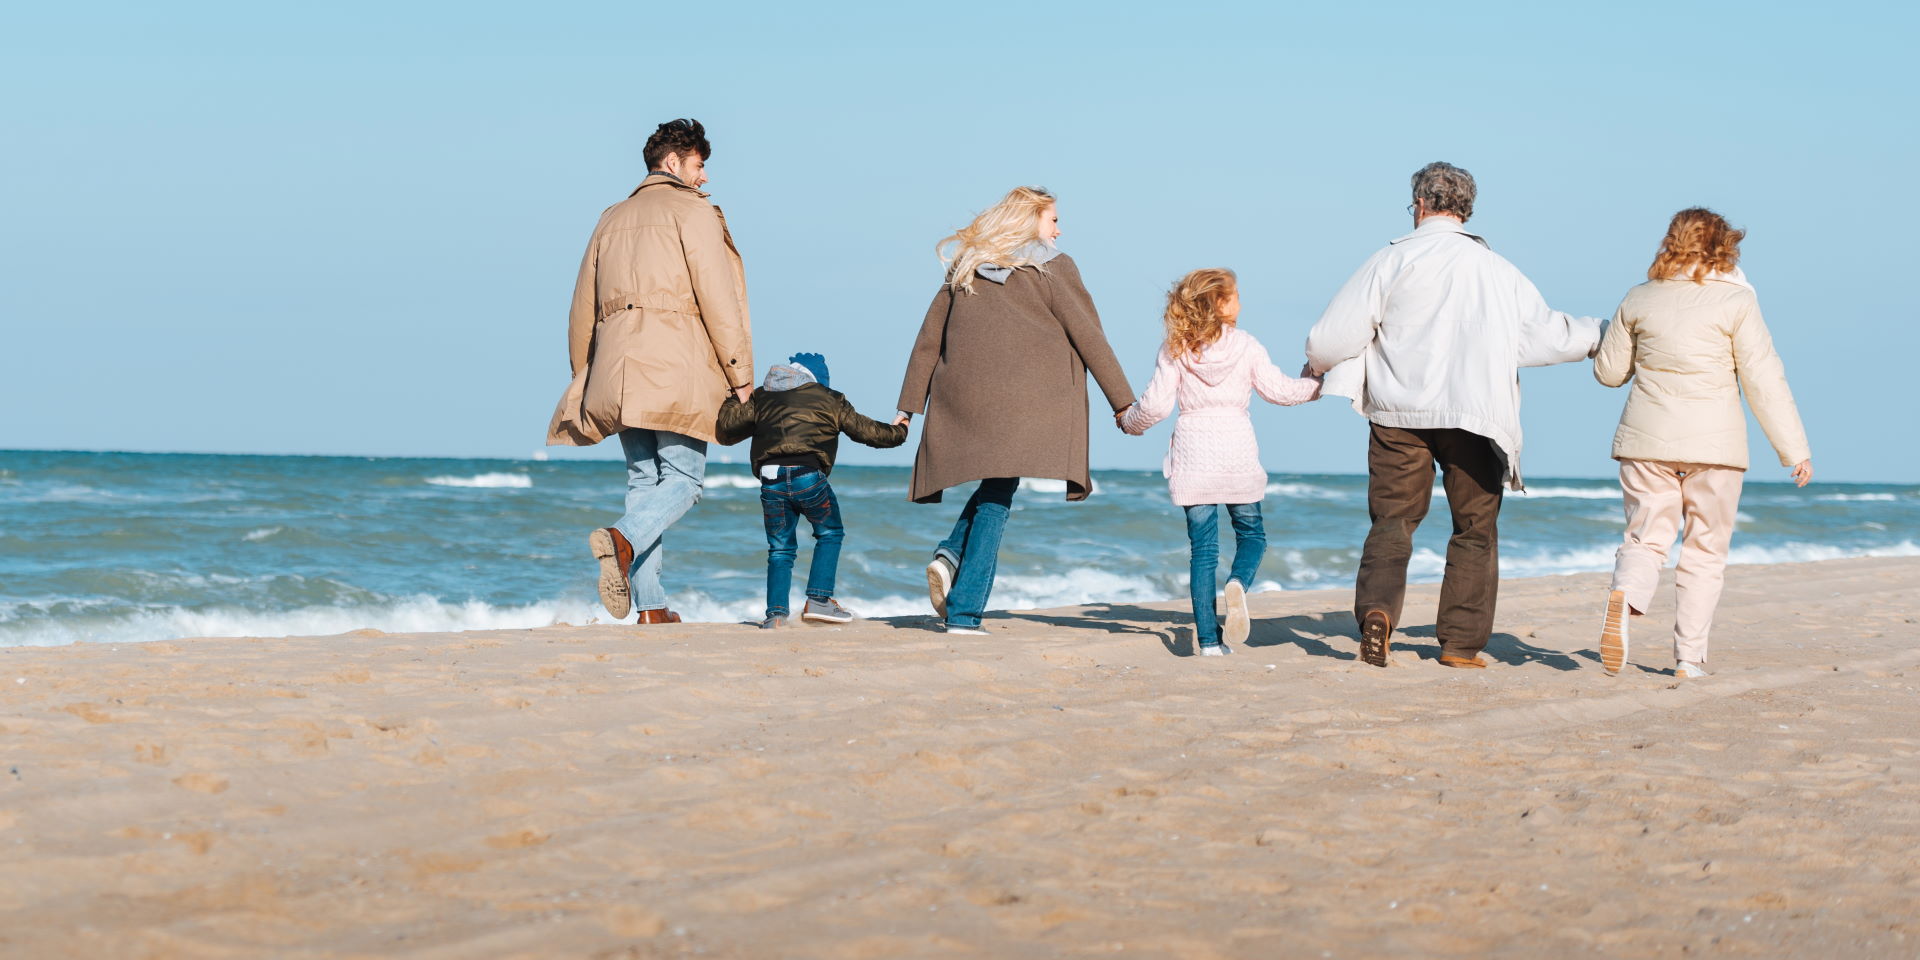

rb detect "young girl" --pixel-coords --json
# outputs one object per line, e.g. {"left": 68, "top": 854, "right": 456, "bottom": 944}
{"left": 1122, "top": 269, "right": 1321, "bottom": 656}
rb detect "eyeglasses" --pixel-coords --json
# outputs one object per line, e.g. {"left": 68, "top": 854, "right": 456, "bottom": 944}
{"left": 1406, "top": 202, "right": 1418, "bottom": 216}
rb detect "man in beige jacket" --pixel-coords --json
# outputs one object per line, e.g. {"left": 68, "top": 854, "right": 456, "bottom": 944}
{"left": 546, "top": 118, "right": 753, "bottom": 625}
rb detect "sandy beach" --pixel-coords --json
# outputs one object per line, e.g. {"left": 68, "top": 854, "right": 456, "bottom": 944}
{"left": 2, "top": 556, "right": 1916, "bottom": 958}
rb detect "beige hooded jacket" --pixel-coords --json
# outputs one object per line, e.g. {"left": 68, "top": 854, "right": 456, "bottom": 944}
{"left": 546, "top": 173, "right": 752, "bottom": 446}
{"left": 1593, "top": 274, "right": 1808, "bottom": 470}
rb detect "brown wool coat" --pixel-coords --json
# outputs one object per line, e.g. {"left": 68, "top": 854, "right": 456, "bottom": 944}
{"left": 546, "top": 174, "right": 752, "bottom": 446}
{"left": 896, "top": 254, "right": 1133, "bottom": 503}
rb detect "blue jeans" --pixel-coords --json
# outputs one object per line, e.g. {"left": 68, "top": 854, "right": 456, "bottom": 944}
{"left": 614, "top": 429, "right": 707, "bottom": 612}
{"left": 936, "top": 477, "right": 1020, "bottom": 629}
{"left": 1184, "top": 502, "right": 1266, "bottom": 645}
{"left": 760, "top": 466, "right": 844, "bottom": 617}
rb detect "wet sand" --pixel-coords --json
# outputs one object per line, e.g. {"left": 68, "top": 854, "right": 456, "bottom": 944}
{"left": 2, "top": 557, "right": 1916, "bottom": 958}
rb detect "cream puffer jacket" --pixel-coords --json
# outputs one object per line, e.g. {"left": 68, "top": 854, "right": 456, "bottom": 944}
{"left": 1593, "top": 274, "right": 1809, "bottom": 470}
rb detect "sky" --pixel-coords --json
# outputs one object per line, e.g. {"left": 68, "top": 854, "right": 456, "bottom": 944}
{"left": 3, "top": 1, "right": 1915, "bottom": 482}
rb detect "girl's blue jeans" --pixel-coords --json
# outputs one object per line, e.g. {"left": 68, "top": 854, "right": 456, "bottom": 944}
{"left": 1185, "top": 501, "right": 1266, "bottom": 645}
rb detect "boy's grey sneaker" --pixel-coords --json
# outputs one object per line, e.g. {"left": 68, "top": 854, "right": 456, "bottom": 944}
{"left": 1198, "top": 641, "right": 1231, "bottom": 657}
{"left": 801, "top": 598, "right": 854, "bottom": 624}
{"left": 926, "top": 555, "right": 955, "bottom": 620}
{"left": 1223, "top": 579, "right": 1250, "bottom": 646}
{"left": 942, "top": 623, "right": 989, "bottom": 636}
{"left": 758, "top": 615, "right": 785, "bottom": 630}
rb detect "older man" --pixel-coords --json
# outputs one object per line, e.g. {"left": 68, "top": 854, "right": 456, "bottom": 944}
{"left": 547, "top": 118, "right": 753, "bottom": 625}
{"left": 1306, "top": 162, "right": 1601, "bottom": 669}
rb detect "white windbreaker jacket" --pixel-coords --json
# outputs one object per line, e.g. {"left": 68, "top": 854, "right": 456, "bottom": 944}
{"left": 1305, "top": 217, "right": 1603, "bottom": 488}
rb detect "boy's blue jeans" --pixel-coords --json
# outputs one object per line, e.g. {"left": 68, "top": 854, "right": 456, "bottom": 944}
{"left": 760, "top": 466, "right": 844, "bottom": 618}
{"left": 1184, "top": 502, "right": 1266, "bottom": 645}
{"left": 935, "top": 477, "right": 1020, "bottom": 629}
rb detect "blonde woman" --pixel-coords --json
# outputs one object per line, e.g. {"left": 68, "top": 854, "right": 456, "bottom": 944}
{"left": 895, "top": 187, "right": 1134, "bottom": 635}
{"left": 1120, "top": 269, "right": 1321, "bottom": 655}
{"left": 1594, "top": 208, "right": 1812, "bottom": 678}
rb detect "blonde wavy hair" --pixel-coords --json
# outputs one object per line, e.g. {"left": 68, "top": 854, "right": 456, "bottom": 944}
{"left": 938, "top": 186, "right": 1055, "bottom": 293}
{"left": 1163, "top": 268, "right": 1238, "bottom": 360}
{"left": 1648, "top": 207, "right": 1745, "bottom": 282}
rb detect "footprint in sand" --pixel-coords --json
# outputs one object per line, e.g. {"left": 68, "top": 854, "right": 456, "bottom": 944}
{"left": 172, "top": 773, "right": 229, "bottom": 794}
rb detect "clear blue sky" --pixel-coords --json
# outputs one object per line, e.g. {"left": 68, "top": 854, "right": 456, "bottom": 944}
{"left": 4, "top": 1, "right": 1913, "bottom": 481}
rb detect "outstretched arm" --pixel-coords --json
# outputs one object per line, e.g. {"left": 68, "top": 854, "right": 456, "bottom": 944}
{"left": 896, "top": 287, "right": 952, "bottom": 416}
{"left": 1592, "top": 302, "right": 1634, "bottom": 387}
{"left": 1119, "top": 347, "right": 1180, "bottom": 435}
{"left": 1252, "top": 340, "right": 1323, "bottom": 406}
{"left": 1514, "top": 272, "right": 1603, "bottom": 368}
{"left": 1047, "top": 256, "right": 1136, "bottom": 411}
{"left": 1731, "top": 297, "right": 1811, "bottom": 468}
{"left": 1304, "top": 251, "right": 1389, "bottom": 375}
{"left": 715, "top": 394, "right": 756, "bottom": 446}
{"left": 839, "top": 396, "right": 911, "bottom": 449}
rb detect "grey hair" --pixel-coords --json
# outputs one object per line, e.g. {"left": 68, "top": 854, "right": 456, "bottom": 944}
{"left": 1411, "top": 161, "right": 1475, "bottom": 220}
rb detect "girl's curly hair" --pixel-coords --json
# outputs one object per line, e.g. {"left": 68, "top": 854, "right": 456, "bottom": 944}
{"left": 1163, "top": 268, "right": 1237, "bottom": 360}
{"left": 1649, "top": 207, "right": 1745, "bottom": 282}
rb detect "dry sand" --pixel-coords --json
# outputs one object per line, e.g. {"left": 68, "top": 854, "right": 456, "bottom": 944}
{"left": 2, "top": 557, "right": 1917, "bottom": 959}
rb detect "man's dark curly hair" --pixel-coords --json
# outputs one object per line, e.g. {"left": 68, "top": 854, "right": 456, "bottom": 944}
{"left": 643, "top": 118, "right": 711, "bottom": 171}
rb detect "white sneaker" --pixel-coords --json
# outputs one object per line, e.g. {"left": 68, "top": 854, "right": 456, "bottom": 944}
{"left": 1223, "top": 579, "right": 1250, "bottom": 646}
{"left": 1198, "top": 642, "right": 1231, "bottom": 657}
{"left": 1600, "top": 590, "right": 1629, "bottom": 676}
{"left": 1675, "top": 660, "right": 1707, "bottom": 679}
{"left": 942, "top": 623, "right": 988, "bottom": 636}
{"left": 926, "top": 555, "right": 955, "bottom": 620}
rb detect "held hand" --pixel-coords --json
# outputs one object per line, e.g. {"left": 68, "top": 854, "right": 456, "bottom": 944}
{"left": 734, "top": 385, "right": 753, "bottom": 403}
{"left": 1114, "top": 404, "right": 1133, "bottom": 433}
{"left": 891, "top": 413, "right": 911, "bottom": 427}
{"left": 1791, "top": 460, "right": 1813, "bottom": 488}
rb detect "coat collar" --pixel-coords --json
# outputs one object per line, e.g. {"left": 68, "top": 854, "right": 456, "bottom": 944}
{"left": 1391, "top": 215, "right": 1488, "bottom": 248}
{"left": 630, "top": 172, "right": 710, "bottom": 199}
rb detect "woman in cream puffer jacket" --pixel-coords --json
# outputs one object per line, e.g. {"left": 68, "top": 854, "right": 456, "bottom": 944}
{"left": 1591, "top": 208, "right": 1812, "bottom": 680}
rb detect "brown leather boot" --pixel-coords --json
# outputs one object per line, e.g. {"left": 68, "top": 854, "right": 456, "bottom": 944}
{"left": 588, "top": 527, "right": 634, "bottom": 619}
{"left": 635, "top": 608, "right": 682, "bottom": 625}
{"left": 1359, "top": 610, "right": 1392, "bottom": 668}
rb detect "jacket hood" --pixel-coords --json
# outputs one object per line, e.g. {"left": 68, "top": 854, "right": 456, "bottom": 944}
{"left": 761, "top": 363, "right": 818, "bottom": 392}
{"left": 1179, "top": 326, "right": 1253, "bottom": 387}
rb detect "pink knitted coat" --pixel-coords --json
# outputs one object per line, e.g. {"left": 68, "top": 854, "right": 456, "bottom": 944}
{"left": 1120, "top": 326, "right": 1320, "bottom": 506}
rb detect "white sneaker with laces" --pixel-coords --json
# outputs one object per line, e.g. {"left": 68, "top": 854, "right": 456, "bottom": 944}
{"left": 1675, "top": 660, "right": 1707, "bottom": 679}
{"left": 1198, "top": 642, "right": 1230, "bottom": 657}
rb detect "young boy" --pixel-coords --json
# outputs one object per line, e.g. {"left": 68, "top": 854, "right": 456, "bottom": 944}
{"left": 716, "top": 352, "right": 908, "bottom": 628}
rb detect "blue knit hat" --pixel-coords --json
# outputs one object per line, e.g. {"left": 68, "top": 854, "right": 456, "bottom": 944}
{"left": 787, "top": 352, "right": 829, "bottom": 389}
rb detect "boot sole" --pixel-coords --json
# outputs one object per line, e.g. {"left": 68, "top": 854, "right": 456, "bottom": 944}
{"left": 1600, "top": 590, "right": 1627, "bottom": 676}
{"left": 1360, "top": 614, "right": 1391, "bottom": 668}
{"left": 588, "top": 528, "right": 631, "bottom": 620}
{"left": 1223, "top": 580, "right": 1250, "bottom": 646}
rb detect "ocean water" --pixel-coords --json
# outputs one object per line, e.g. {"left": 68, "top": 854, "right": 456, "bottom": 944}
{"left": 1, "top": 450, "right": 1915, "bottom": 647}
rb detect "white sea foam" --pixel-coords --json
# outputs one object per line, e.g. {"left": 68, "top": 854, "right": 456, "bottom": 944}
{"left": 0, "top": 594, "right": 608, "bottom": 648}
{"left": 702, "top": 473, "right": 763, "bottom": 489}
{"left": 242, "top": 526, "right": 283, "bottom": 542}
{"left": 1266, "top": 482, "right": 1343, "bottom": 499}
{"left": 1818, "top": 493, "right": 1898, "bottom": 502}
{"left": 424, "top": 473, "right": 532, "bottom": 489}
{"left": 1514, "top": 486, "right": 1619, "bottom": 500}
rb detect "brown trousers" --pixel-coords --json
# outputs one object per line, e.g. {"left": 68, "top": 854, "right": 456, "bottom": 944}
{"left": 1355, "top": 424, "right": 1505, "bottom": 658}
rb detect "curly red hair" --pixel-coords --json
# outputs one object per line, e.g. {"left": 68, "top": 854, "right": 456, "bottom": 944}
{"left": 1164, "top": 268, "right": 1237, "bottom": 360}
{"left": 1648, "top": 207, "right": 1745, "bottom": 282}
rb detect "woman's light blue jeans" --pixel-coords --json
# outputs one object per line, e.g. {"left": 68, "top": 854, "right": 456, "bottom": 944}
{"left": 935, "top": 478, "right": 1020, "bottom": 629}
{"left": 1185, "top": 501, "right": 1266, "bottom": 645}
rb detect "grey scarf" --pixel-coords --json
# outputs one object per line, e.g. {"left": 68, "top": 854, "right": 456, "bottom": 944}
{"left": 977, "top": 241, "right": 1063, "bottom": 284}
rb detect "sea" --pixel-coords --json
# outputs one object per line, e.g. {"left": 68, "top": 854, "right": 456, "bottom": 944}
{"left": 2, "top": 450, "right": 1915, "bottom": 648}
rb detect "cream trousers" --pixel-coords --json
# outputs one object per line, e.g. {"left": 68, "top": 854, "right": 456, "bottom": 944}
{"left": 1610, "top": 459, "right": 1745, "bottom": 664}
